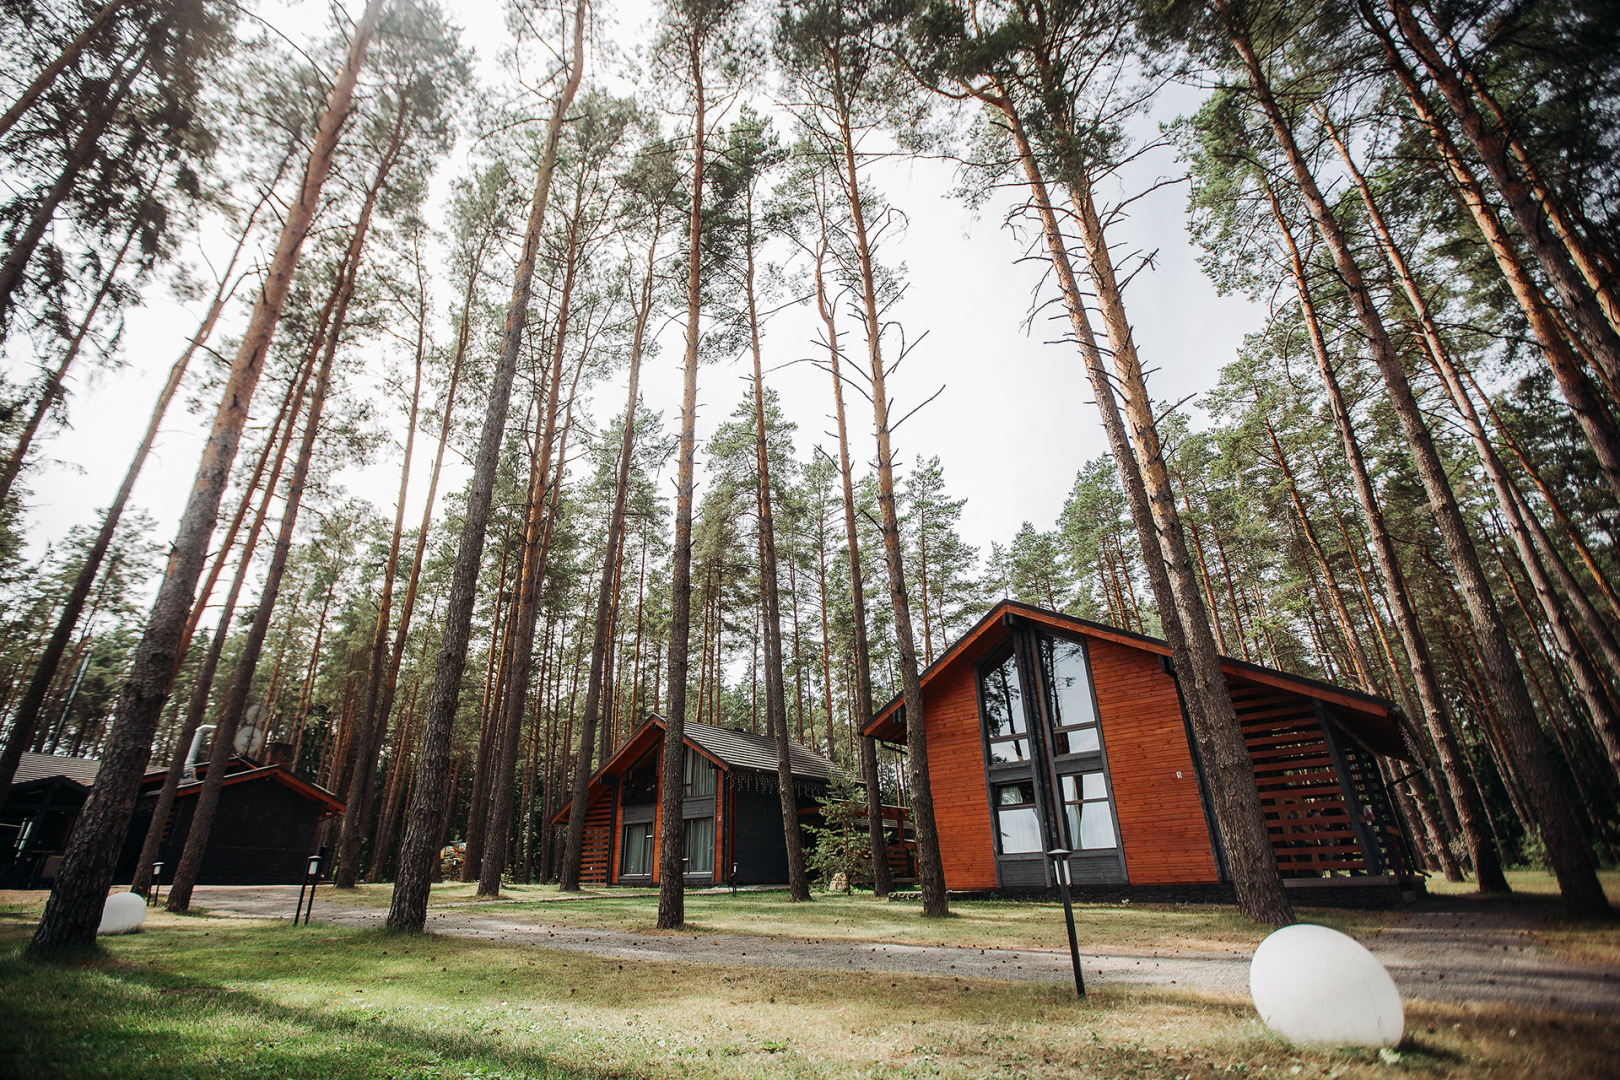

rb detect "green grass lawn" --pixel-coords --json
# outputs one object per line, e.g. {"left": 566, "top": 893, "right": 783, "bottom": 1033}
{"left": 2, "top": 899, "right": 1615, "bottom": 1080}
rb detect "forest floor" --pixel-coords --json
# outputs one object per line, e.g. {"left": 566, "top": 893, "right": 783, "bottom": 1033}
{"left": 1, "top": 876, "right": 1616, "bottom": 1079}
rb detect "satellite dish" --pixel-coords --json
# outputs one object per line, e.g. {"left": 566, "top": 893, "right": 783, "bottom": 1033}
{"left": 234, "top": 705, "right": 267, "bottom": 758}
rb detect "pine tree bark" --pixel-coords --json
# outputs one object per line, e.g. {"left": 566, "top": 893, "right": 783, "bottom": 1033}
{"left": 827, "top": 86, "right": 946, "bottom": 917}
{"left": 478, "top": 323, "right": 584, "bottom": 897}
{"left": 166, "top": 197, "right": 371, "bottom": 913}
{"left": 130, "top": 358, "right": 312, "bottom": 897}
{"left": 1262, "top": 178, "right": 1502, "bottom": 889}
{"left": 30, "top": 0, "right": 385, "bottom": 950}
{"left": 334, "top": 113, "right": 428, "bottom": 887}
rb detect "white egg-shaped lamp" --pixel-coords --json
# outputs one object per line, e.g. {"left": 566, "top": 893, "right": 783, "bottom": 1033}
{"left": 97, "top": 892, "right": 148, "bottom": 936}
{"left": 1250, "top": 923, "right": 1403, "bottom": 1047}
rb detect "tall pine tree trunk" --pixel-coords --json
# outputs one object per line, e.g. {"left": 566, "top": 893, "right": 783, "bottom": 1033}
{"left": 561, "top": 227, "right": 659, "bottom": 890}
{"left": 388, "top": 0, "right": 585, "bottom": 933}
{"left": 830, "top": 93, "right": 946, "bottom": 918}
{"left": 657, "top": 29, "right": 706, "bottom": 932}
{"left": 745, "top": 201, "right": 810, "bottom": 902}
{"left": 989, "top": 83, "right": 1289, "bottom": 923}
{"left": 815, "top": 243, "right": 892, "bottom": 896}
{"left": 166, "top": 190, "right": 374, "bottom": 913}
{"left": 30, "top": 0, "right": 385, "bottom": 949}
{"left": 1263, "top": 179, "right": 1504, "bottom": 890}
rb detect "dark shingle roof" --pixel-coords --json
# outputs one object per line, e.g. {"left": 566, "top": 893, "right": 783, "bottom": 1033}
{"left": 13, "top": 752, "right": 101, "bottom": 787}
{"left": 681, "top": 720, "right": 834, "bottom": 781}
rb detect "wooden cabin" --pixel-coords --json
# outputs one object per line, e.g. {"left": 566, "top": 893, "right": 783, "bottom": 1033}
{"left": 1, "top": 752, "right": 103, "bottom": 888}
{"left": 862, "top": 601, "right": 1423, "bottom": 907}
{"left": 113, "top": 757, "right": 344, "bottom": 886}
{"left": 553, "top": 716, "right": 836, "bottom": 887}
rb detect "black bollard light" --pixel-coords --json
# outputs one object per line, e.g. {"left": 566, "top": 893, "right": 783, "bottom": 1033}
{"left": 1048, "top": 848, "right": 1086, "bottom": 998}
{"left": 149, "top": 861, "right": 165, "bottom": 908}
{"left": 295, "top": 853, "right": 323, "bottom": 925}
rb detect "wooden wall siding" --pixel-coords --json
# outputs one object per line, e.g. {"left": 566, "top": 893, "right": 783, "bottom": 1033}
{"left": 1086, "top": 638, "right": 1220, "bottom": 884}
{"left": 579, "top": 795, "right": 614, "bottom": 883}
{"left": 1230, "top": 680, "right": 1367, "bottom": 875}
{"left": 922, "top": 643, "right": 998, "bottom": 890}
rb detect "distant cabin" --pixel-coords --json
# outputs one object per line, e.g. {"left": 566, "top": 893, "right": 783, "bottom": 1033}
{"left": 554, "top": 716, "right": 850, "bottom": 887}
{"left": 114, "top": 754, "right": 344, "bottom": 887}
{"left": 5, "top": 749, "right": 342, "bottom": 888}
{"left": 862, "top": 600, "right": 1423, "bottom": 907}
{"left": 1, "top": 752, "right": 104, "bottom": 888}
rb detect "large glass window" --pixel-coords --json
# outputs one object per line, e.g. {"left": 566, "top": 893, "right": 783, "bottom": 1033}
{"left": 1043, "top": 637, "right": 1101, "bottom": 756}
{"left": 982, "top": 650, "right": 1032, "bottom": 763}
{"left": 684, "top": 817, "right": 714, "bottom": 875}
{"left": 1062, "top": 772, "right": 1117, "bottom": 850}
{"left": 621, "top": 822, "right": 653, "bottom": 876}
{"left": 683, "top": 749, "right": 717, "bottom": 796}
{"left": 994, "top": 781, "right": 1043, "bottom": 854}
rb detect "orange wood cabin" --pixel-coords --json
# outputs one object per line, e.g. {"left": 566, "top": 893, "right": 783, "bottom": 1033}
{"left": 553, "top": 716, "right": 838, "bottom": 887}
{"left": 863, "top": 601, "right": 1424, "bottom": 906}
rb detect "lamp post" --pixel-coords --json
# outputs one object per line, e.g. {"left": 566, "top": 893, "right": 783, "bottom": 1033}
{"left": 1048, "top": 848, "right": 1086, "bottom": 997}
{"left": 149, "top": 861, "right": 164, "bottom": 907}
{"left": 295, "top": 853, "right": 322, "bottom": 925}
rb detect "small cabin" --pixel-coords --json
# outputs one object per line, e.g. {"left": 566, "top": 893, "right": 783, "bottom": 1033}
{"left": 863, "top": 601, "right": 1422, "bottom": 907}
{"left": 1, "top": 752, "right": 103, "bottom": 888}
{"left": 554, "top": 716, "right": 836, "bottom": 887}
{"left": 113, "top": 757, "right": 344, "bottom": 886}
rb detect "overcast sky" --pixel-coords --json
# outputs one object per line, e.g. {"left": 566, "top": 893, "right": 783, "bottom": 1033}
{"left": 15, "top": 0, "right": 1266, "bottom": 591}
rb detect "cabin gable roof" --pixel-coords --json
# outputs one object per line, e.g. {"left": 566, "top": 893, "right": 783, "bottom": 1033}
{"left": 863, "top": 600, "right": 1407, "bottom": 759}
{"left": 11, "top": 752, "right": 101, "bottom": 788}
{"left": 550, "top": 716, "right": 835, "bottom": 824}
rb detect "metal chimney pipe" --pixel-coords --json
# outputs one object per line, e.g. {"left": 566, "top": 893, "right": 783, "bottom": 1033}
{"left": 183, "top": 724, "right": 216, "bottom": 780}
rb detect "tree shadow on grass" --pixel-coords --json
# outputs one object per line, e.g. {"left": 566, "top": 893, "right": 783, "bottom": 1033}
{"left": 0, "top": 943, "right": 600, "bottom": 1080}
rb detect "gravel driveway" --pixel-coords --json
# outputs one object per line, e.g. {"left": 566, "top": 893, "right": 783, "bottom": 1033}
{"left": 181, "top": 885, "right": 1619, "bottom": 1015}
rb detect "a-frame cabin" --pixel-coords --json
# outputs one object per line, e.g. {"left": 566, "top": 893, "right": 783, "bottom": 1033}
{"left": 553, "top": 715, "right": 837, "bottom": 887}
{"left": 862, "top": 601, "right": 1424, "bottom": 907}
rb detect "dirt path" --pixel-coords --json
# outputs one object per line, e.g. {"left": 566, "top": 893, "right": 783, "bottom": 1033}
{"left": 185, "top": 886, "right": 1619, "bottom": 1015}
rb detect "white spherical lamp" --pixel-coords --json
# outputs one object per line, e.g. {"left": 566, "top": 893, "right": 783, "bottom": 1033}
{"left": 1250, "top": 923, "right": 1403, "bottom": 1047}
{"left": 98, "top": 892, "right": 148, "bottom": 936}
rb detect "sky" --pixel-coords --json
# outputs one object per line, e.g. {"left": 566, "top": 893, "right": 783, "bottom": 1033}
{"left": 12, "top": 0, "right": 1267, "bottom": 596}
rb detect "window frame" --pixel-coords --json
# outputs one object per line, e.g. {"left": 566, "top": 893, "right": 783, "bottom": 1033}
{"left": 619, "top": 821, "right": 653, "bottom": 878}
{"left": 974, "top": 622, "right": 1128, "bottom": 883}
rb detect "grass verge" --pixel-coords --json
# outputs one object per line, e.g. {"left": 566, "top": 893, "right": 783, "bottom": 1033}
{"left": 2, "top": 905, "right": 1615, "bottom": 1080}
